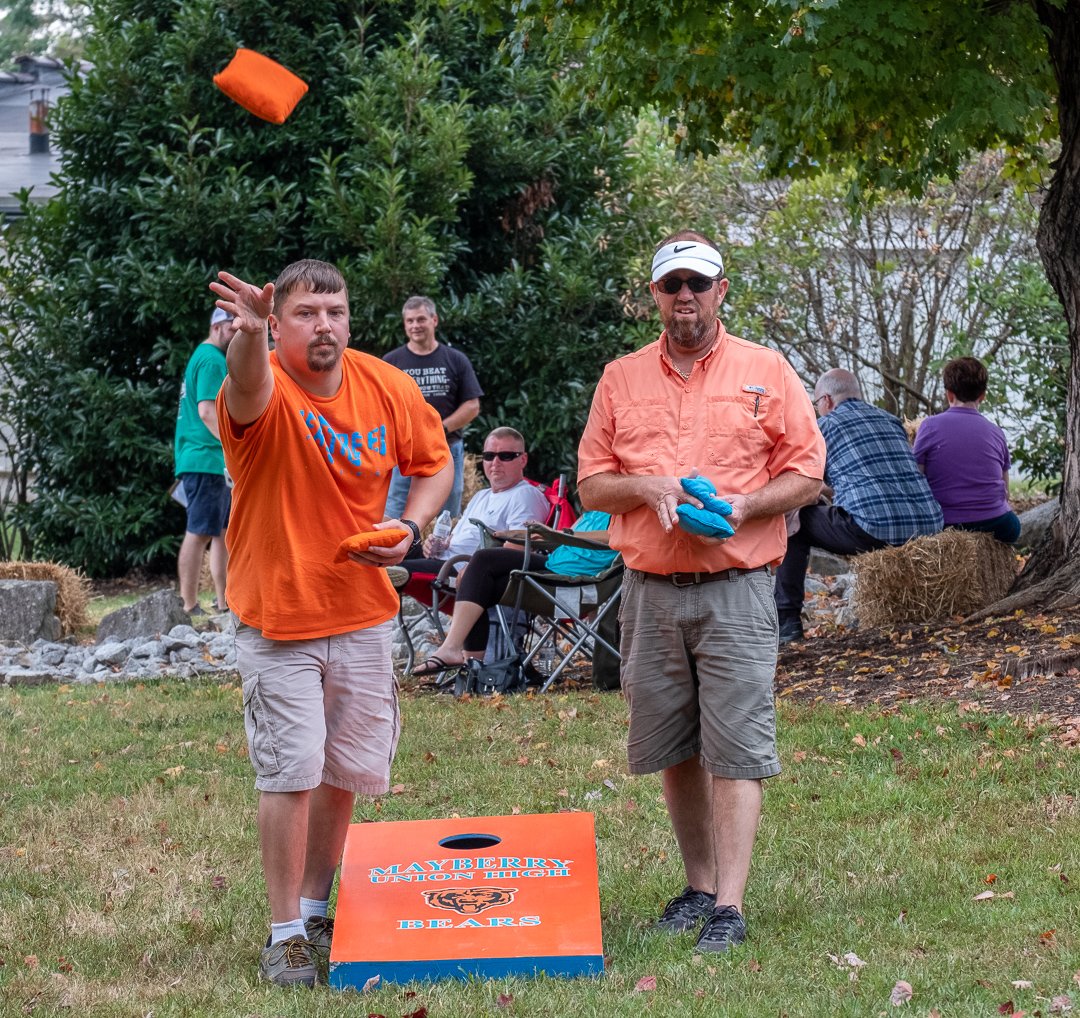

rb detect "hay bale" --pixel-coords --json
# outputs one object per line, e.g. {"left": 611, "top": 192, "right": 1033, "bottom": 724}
{"left": 903, "top": 416, "right": 925, "bottom": 445}
{"left": 851, "top": 530, "right": 1018, "bottom": 628}
{"left": 461, "top": 453, "right": 482, "bottom": 513}
{"left": 0, "top": 561, "right": 92, "bottom": 636}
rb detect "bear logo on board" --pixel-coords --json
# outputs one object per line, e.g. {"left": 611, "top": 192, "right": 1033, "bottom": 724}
{"left": 422, "top": 886, "right": 518, "bottom": 914}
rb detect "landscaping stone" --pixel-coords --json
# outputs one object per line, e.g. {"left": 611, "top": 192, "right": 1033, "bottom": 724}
{"left": 0, "top": 610, "right": 239, "bottom": 687}
{"left": 0, "top": 580, "right": 61, "bottom": 643}
{"left": 808, "top": 550, "right": 851, "bottom": 577}
{"left": 96, "top": 588, "right": 190, "bottom": 644}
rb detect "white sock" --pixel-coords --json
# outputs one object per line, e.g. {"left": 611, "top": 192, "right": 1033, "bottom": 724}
{"left": 300, "top": 897, "right": 329, "bottom": 921}
{"left": 270, "top": 918, "right": 308, "bottom": 944}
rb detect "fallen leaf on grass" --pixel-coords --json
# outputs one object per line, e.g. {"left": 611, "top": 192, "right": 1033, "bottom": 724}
{"left": 1011, "top": 980, "right": 1033, "bottom": 989}
{"left": 973, "top": 890, "right": 996, "bottom": 901}
{"left": 1039, "top": 929, "right": 1057, "bottom": 945}
{"left": 748, "top": 958, "right": 763, "bottom": 972}
{"left": 998, "top": 1003, "right": 1015, "bottom": 1015}
{"left": 361, "top": 974, "right": 381, "bottom": 992}
{"left": 634, "top": 975, "right": 657, "bottom": 992}
{"left": 24, "top": 955, "right": 39, "bottom": 969}
{"left": 1050, "top": 996, "right": 1073, "bottom": 1013}
{"left": 890, "top": 979, "right": 913, "bottom": 1005}
{"left": 403, "top": 1008, "right": 428, "bottom": 1018}
{"left": 390, "top": 784, "right": 406, "bottom": 795}
{"left": 496, "top": 993, "right": 514, "bottom": 1008}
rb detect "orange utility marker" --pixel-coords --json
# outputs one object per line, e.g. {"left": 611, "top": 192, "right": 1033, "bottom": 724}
{"left": 329, "top": 813, "right": 603, "bottom": 986}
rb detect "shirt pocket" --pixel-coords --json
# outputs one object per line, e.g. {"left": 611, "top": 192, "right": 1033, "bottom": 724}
{"left": 612, "top": 398, "right": 669, "bottom": 472}
{"left": 705, "top": 395, "right": 776, "bottom": 472}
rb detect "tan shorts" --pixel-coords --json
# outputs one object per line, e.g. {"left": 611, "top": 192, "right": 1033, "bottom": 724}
{"left": 619, "top": 568, "right": 781, "bottom": 780}
{"left": 233, "top": 620, "right": 400, "bottom": 794}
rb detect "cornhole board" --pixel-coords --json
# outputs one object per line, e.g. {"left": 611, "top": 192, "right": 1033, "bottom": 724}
{"left": 329, "top": 812, "right": 603, "bottom": 987}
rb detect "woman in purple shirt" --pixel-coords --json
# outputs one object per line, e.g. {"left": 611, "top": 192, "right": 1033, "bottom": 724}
{"left": 913, "top": 357, "right": 1021, "bottom": 544}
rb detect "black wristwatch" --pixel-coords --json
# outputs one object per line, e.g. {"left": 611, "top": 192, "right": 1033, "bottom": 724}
{"left": 400, "top": 518, "right": 422, "bottom": 550}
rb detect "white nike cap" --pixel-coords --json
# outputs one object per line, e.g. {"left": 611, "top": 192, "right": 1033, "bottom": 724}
{"left": 651, "top": 241, "right": 725, "bottom": 282}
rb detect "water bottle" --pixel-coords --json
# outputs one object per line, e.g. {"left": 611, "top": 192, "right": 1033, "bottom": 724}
{"left": 429, "top": 510, "right": 452, "bottom": 557}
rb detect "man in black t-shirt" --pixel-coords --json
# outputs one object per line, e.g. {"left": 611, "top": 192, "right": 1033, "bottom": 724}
{"left": 384, "top": 296, "right": 483, "bottom": 518}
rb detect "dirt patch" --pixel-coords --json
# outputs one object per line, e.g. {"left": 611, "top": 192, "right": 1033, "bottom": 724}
{"left": 777, "top": 603, "right": 1080, "bottom": 743}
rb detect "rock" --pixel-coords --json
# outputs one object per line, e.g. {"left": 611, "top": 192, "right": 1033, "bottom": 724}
{"left": 809, "top": 550, "right": 851, "bottom": 577}
{"left": 1017, "top": 498, "right": 1059, "bottom": 549}
{"left": 94, "top": 641, "right": 131, "bottom": 666}
{"left": 96, "top": 589, "right": 190, "bottom": 644}
{"left": 3, "top": 668, "right": 60, "bottom": 687}
{"left": 0, "top": 580, "right": 61, "bottom": 643}
{"left": 831, "top": 572, "right": 857, "bottom": 596}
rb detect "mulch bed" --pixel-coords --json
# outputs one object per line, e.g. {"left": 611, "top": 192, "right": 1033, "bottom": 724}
{"left": 777, "top": 603, "right": 1080, "bottom": 745}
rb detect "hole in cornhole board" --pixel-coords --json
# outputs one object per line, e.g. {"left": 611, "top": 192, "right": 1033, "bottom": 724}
{"left": 439, "top": 834, "right": 501, "bottom": 850}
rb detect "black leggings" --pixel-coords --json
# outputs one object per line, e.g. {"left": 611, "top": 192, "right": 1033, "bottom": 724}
{"left": 456, "top": 547, "right": 548, "bottom": 652}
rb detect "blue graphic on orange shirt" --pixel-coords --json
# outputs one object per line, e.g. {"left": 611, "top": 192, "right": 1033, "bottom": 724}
{"left": 299, "top": 409, "right": 388, "bottom": 469}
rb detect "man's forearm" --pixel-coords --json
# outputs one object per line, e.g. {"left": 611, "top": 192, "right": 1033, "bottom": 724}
{"left": 441, "top": 399, "right": 480, "bottom": 434}
{"left": 579, "top": 472, "right": 664, "bottom": 514}
{"left": 736, "top": 472, "right": 822, "bottom": 523}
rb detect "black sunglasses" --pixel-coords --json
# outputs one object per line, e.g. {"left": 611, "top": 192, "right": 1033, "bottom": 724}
{"left": 482, "top": 450, "right": 525, "bottom": 462}
{"left": 656, "top": 276, "right": 716, "bottom": 294}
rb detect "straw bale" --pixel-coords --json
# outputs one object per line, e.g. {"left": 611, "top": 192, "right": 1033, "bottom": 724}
{"left": 903, "top": 416, "right": 924, "bottom": 445}
{"left": 0, "top": 561, "right": 92, "bottom": 635}
{"left": 851, "top": 530, "right": 1018, "bottom": 628}
{"left": 461, "top": 453, "right": 482, "bottom": 513}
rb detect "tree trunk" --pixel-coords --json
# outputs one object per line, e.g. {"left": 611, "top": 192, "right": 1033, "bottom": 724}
{"left": 996, "top": 1, "right": 1080, "bottom": 614}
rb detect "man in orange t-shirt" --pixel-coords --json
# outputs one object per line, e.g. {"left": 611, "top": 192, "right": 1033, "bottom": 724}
{"left": 577, "top": 230, "right": 824, "bottom": 955}
{"left": 210, "top": 260, "right": 452, "bottom": 988}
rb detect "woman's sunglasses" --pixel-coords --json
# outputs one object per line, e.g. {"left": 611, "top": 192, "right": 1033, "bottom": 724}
{"left": 482, "top": 451, "right": 525, "bottom": 462}
{"left": 656, "top": 276, "right": 716, "bottom": 294}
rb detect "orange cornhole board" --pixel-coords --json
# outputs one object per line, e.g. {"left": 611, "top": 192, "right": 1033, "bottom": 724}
{"left": 329, "top": 812, "right": 603, "bottom": 987}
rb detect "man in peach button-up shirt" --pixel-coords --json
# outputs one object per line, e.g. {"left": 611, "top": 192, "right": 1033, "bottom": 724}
{"left": 577, "top": 230, "right": 824, "bottom": 956}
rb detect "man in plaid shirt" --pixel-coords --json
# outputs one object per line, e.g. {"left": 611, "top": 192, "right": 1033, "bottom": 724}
{"left": 775, "top": 368, "right": 942, "bottom": 643}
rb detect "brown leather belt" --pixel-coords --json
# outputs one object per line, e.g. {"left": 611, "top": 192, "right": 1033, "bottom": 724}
{"left": 636, "top": 565, "right": 771, "bottom": 587}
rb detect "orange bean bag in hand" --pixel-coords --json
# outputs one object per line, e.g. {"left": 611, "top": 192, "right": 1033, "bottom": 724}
{"left": 213, "top": 48, "right": 309, "bottom": 124}
{"left": 334, "top": 528, "right": 411, "bottom": 564}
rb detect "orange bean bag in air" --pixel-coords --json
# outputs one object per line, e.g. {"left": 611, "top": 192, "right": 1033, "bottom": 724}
{"left": 333, "top": 528, "right": 411, "bottom": 564}
{"left": 213, "top": 48, "right": 309, "bottom": 124}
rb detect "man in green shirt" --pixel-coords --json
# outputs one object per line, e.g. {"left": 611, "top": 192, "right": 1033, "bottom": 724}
{"left": 173, "top": 308, "right": 235, "bottom": 614}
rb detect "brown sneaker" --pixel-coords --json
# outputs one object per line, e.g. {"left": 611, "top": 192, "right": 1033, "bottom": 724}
{"left": 304, "top": 915, "right": 334, "bottom": 978}
{"left": 259, "top": 934, "right": 316, "bottom": 987}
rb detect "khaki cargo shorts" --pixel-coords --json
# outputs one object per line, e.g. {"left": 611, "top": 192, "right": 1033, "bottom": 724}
{"left": 234, "top": 620, "right": 399, "bottom": 794}
{"left": 619, "top": 568, "right": 781, "bottom": 780}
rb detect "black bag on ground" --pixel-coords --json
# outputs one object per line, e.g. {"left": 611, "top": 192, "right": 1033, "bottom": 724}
{"left": 454, "top": 655, "right": 529, "bottom": 697}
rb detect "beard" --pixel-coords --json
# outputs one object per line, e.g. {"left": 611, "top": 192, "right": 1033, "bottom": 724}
{"left": 306, "top": 341, "right": 343, "bottom": 373}
{"left": 664, "top": 310, "right": 715, "bottom": 350}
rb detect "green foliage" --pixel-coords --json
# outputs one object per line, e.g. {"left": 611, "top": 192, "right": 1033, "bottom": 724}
{"left": 0, "top": 0, "right": 640, "bottom": 575}
{"left": 484, "top": 0, "right": 1059, "bottom": 198}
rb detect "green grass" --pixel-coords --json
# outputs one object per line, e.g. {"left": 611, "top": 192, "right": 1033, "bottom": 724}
{"left": 0, "top": 682, "right": 1077, "bottom": 1016}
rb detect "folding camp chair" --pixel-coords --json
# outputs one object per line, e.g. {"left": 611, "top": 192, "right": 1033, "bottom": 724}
{"left": 392, "top": 476, "right": 574, "bottom": 674}
{"left": 491, "top": 521, "right": 623, "bottom": 693}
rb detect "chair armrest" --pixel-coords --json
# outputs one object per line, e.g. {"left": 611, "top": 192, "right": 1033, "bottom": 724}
{"left": 434, "top": 554, "right": 471, "bottom": 587}
{"left": 524, "top": 522, "right": 611, "bottom": 552}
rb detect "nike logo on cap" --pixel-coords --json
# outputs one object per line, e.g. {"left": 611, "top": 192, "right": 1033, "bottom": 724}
{"left": 672, "top": 243, "right": 696, "bottom": 252}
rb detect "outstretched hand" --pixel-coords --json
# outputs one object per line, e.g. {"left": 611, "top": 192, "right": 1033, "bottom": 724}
{"left": 209, "top": 271, "right": 274, "bottom": 336}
